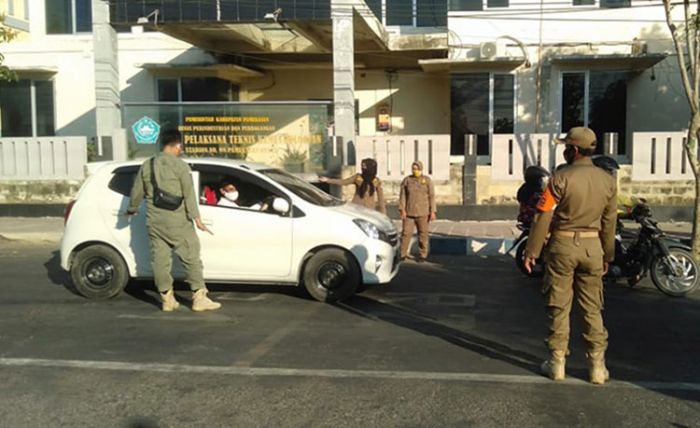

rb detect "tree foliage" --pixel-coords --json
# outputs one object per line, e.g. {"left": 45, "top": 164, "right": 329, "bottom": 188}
{"left": 662, "top": 0, "right": 700, "bottom": 260}
{"left": 0, "top": 14, "right": 17, "bottom": 81}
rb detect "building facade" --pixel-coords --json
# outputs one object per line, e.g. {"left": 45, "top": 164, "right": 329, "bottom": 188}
{"left": 0, "top": 0, "right": 693, "bottom": 204}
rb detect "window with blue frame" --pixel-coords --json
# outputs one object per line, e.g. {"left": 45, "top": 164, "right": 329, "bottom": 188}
{"left": 45, "top": 0, "right": 92, "bottom": 34}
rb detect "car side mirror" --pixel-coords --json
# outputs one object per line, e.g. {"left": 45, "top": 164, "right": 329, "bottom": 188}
{"left": 272, "top": 197, "right": 290, "bottom": 215}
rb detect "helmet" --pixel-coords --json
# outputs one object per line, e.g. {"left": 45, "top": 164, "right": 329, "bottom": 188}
{"left": 523, "top": 165, "right": 550, "bottom": 184}
{"left": 592, "top": 155, "right": 620, "bottom": 174}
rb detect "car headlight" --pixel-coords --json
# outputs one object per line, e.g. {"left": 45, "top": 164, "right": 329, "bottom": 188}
{"left": 353, "top": 219, "right": 382, "bottom": 240}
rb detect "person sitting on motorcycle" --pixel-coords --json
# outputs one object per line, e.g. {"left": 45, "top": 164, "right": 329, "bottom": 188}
{"left": 592, "top": 155, "right": 636, "bottom": 217}
{"left": 517, "top": 166, "right": 551, "bottom": 227}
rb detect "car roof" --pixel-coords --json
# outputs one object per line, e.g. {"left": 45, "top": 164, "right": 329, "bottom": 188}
{"left": 88, "top": 157, "right": 273, "bottom": 175}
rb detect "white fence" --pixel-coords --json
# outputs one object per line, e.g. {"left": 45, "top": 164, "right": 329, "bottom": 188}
{"left": 491, "top": 134, "right": 566, "bottom": 181}
{"left": 0, "top": 137, "right": 88, "bottom": 180}
{"left": 355, "top": 135, "right": 451, "bottom": 181}
{"left": 631, "top": 132, "right": 695, "bottom": 181}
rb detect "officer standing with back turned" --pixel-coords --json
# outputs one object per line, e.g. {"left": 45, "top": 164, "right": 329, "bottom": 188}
{"left": 126, "top": 131, "right": 221, "bottom": 312}
{"left": 523, "top": 127, "right": 617, "bottom": 385}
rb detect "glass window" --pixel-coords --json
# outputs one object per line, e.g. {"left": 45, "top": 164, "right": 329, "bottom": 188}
{"left": 366, "top": 0, "right": 382, "bottom": 19}
{"left": 561, "top": 71, "right": 628, "bottom": 154}
{"left": 181, "top": 77, "right": 236, "bottom": 102}
{"left": 450, "top": 73, "right": 515, "bottom": 155}
{"left": 0, "top": 80, "right": 32, "bottom": 137}
{"left": 45, "top": 0, "right": 72, "bottom": 34}
{"left": 35, "top": 80, "right": 56, "bottom": 136}
{"left": 562, "top": 73, "right": 586, "bottom": 131}
{"left": 260, "top": 169, "right": 340, "bottom": 207}
{"left": 588, "top": 71, "right": 628, "bottom": 154}
{"left": 493, "top": 75, "right": 514, "bottom": 134}
{"left": 487, "top": 0, "right": 509, "bottom": 7}
{"left": 45, "top": 0, "right": 91, "bottom": 34}
{"left": 451, "top": 74, "right": 490, "bottom": 155}
{"left": 449, "top": 0, "right": 483, "bottom": 11}
{"left": 573, "top": 0, "right": 595, "bottom": 5}
{"left": 417, "top": 0, "right": 447, "bottom": 26}
{"left": 600, "top": 0, "right": 631, "bottom": 8}
{"left": 108, "top": 167, "right": 139, "bottom": 196}
{"left": 386, "top": 0, "right": 413, "bottom": 25}
{"left": 157, "top": 79, "right": 179, "bottom": 102}
{"left": 75, "top": 0, "right": 92, "bottom": 32}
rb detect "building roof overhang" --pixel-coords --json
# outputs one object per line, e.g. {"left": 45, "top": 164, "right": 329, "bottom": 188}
{"left": 550, "top": 53, "right": 668, "bottom": 71}
{"left": 138, "top": 63, "right": 264, "bottom": 82}
{"left": 418, "top": 57, "right": 527, "bottom": 73}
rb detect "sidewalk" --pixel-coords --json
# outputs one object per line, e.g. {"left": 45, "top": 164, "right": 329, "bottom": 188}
{"left": 0, "top": 217, "right": 692, "bottom": 256}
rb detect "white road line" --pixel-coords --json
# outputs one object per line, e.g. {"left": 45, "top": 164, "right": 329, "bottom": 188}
{"left": 0, "top": 357, "right": 698, "bottom": 392}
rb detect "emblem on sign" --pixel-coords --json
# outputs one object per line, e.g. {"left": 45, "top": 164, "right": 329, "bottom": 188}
{"left": 132, "top": 116, "right": 161, "bottom": 145}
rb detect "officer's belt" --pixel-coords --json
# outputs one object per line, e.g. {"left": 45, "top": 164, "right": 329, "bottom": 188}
{"left": 552, "top": 230, "right": 599, "bottom": 238}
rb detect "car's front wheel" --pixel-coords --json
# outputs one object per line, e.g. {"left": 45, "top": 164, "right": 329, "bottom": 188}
{"left": 70, "top": 244, "right": 129, "bottom": 300}
{"left": 302, "top": 248, "right": 360, "bottom": 302}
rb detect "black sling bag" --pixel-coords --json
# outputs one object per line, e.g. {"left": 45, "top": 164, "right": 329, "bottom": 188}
{"left": 150, "top": 157, "right": 184, "bottom": 211}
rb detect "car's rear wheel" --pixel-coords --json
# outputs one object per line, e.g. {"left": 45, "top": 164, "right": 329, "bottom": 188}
{"left": 71, "top": 244, "right": 129, "bottom": 300}
{"left": 302, "top": 248, "right": 360, "bottom": 302}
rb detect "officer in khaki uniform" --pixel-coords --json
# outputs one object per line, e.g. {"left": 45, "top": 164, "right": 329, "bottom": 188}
{"left": 399, "top": 161, "right": 437, "bottom": 262}
{"left": 319, "top": 158, "right": 387, "bottom": 214}
{"left": 523, "top": 127, "right": 617, "bottom": 385}
{"left": 126, "top": 132, "right": 221, "bottom": 312}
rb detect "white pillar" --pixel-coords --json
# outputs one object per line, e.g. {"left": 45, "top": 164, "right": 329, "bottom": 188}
{"left": 332, "top": 0, "right": 356, "bottom": 166}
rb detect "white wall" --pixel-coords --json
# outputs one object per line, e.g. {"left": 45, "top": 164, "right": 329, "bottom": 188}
{"left": 448, "top": 0, "right": 691, "bottom": 141}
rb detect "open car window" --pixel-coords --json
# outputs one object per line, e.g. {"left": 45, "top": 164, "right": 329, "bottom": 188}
{"left": 259, "top": 168, "right": 341, "bottom": 207}
{"left": 193, "top": 164, "right": 286, "bottom": 215}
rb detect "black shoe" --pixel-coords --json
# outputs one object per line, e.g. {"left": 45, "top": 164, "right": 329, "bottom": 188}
{"left": 417, "top": 257, "right": 428, "bottom": 263}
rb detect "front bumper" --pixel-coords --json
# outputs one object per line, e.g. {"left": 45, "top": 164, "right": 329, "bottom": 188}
{"left": 353, "top": 238, "right": 400, "bottom": 285}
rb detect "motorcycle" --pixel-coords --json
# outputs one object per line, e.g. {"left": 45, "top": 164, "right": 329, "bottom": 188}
{"left": 509, "top": 202, "right": 699, "bottom": 297}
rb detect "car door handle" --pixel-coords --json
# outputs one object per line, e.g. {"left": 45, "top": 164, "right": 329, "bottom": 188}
{"left": 112, "top": 209, "right": 120, "bottom": 216}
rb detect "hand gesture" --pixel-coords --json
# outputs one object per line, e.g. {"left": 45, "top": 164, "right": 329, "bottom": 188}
{"left": 194, "top": 217, "right": 213, "bottom": 235}
{"left": 318, "top": 176, "right": 329, "bottom": 183}
{"left": 429, "top": 212, "right": 437, "bottom": 222}
{"left": 400, "top": 209, "right": 407, "bottom": 220}
{"left": 523, "top": 256, "right": 537, "bottom": 274}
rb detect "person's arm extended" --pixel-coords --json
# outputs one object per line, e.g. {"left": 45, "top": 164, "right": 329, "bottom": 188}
{"left": 324, "top": 175, "right": 357, "bottom": 185}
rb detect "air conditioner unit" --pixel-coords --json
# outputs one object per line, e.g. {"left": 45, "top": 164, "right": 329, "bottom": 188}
{"left": 479, "top": 42, "right": 498, "bottom": 60}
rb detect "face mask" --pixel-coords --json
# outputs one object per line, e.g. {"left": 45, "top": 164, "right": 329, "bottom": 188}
{"left": 224, "top": 191, "right": 239, "bottom": 201}
{"left": 412, "top": 170, "right": 422, "bottom": 177}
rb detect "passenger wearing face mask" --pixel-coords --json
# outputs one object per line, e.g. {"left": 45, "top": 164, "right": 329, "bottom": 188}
{"left": 319, "top": 158, "right": 386, "bottom": 214}
{"left": 398, "top": 160, "right": 436, "bottom": 262}
{"left": 217, "top": 182, "right": 241, "bottom": 208}
{"left": 217, "top": 181, "right": 264, "bottom": 210}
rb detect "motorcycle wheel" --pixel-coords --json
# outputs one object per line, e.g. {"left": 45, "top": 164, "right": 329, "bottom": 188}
{"left": 650, "top": 248, "right": 700, "bottom": 297}
{"left": 515, "top": 241, "right": 544, "bottom": 278}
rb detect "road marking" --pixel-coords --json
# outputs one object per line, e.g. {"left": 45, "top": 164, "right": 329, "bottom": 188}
{"left": 232, "top": 303, "right": 323, "bottom": 367}
{"left": 0, "top": 357, "right": 698, "bottom": 392}
{"left": 117, "top": 314, "right": 233, "bottom": 322}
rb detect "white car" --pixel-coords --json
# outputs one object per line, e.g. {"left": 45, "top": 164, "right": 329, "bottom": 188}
{"left": 60, "top": 158, "right": 400, "bottom": 302}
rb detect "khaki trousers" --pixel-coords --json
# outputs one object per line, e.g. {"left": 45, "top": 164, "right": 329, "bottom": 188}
{"left": 400, "top": 216, "right": 430, "bottom": 258}
{"left": 148, "top": 223, "right": 206, "bottom": 293}
{"left": 543, "top": 234, "right": 609, "bottom": 354}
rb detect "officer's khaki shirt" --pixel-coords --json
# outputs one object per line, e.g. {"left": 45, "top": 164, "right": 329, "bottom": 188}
{"left": 127, "top": 152, "right": 200, "bottom": 222}
{"left": 327, "top": 174, "right": 387, "bottom": 214}
{"left": 399, "top": 174, "right": 436, "bottom": 218}
{"left": 525, "top": 158, "right": 617, "bottom": 262}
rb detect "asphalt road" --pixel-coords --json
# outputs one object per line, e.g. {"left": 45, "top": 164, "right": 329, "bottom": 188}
{"left": 0, "top": 240, "right": 699, "bottom": 427}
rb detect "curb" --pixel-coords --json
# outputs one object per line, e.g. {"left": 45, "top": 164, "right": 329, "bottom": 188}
{"left": 409, "top": 236, "right": 515, "bottom": 256}
{"left": 0, "top": 232, "right": 63, "bottom": 243}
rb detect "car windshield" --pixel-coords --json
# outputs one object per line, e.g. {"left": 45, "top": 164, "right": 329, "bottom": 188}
{"left": 260, "top": 169, "right": 342, "bottom": 207}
